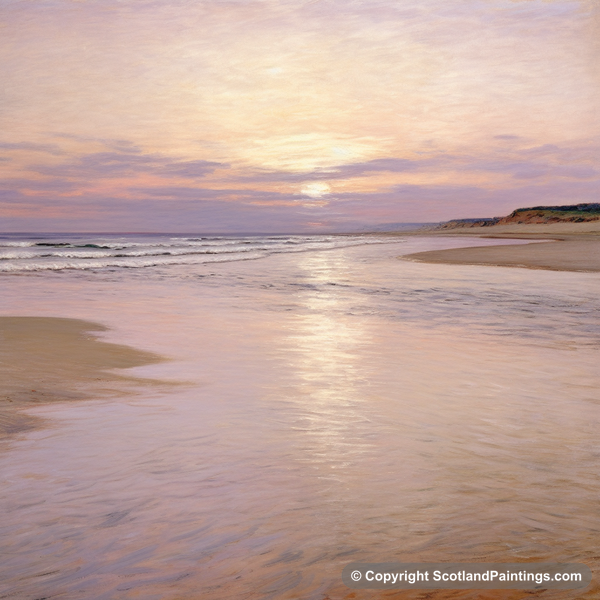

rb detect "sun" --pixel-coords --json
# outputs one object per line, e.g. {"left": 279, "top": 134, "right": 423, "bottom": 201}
{"left": 300, "top": 182, "right": 331, "bottom": 198}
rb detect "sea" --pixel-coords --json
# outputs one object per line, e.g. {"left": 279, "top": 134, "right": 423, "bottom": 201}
{"left": 1, "top": 232, "right": 599, "bottom": 599}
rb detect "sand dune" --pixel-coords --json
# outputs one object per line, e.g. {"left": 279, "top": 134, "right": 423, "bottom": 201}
{"left": 430, "top": 221, "right": 600, "bottom": 236}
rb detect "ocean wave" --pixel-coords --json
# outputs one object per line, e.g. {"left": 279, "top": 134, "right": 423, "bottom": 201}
{"left": 0, "top": 241, "right": 38, "bottom": 247}
{"left": 0, "top": 235, "right": 403, "bottom": 272}
{"left": 0, "top": 251, "right": 268, "bottom": 272}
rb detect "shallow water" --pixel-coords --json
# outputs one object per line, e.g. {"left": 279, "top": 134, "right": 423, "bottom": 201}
{"left": 1, "top": 236, "right": 599, "bottom": 599}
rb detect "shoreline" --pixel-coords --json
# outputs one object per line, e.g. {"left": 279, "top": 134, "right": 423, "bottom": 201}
{"left": 402, "top": 239, "right": 600, "bottom": 272}
{"left": 398, "top": 222, "right": 600, "bottom": 272}
{"left": 0, "top": 317, "right": 166, "bottom": 439}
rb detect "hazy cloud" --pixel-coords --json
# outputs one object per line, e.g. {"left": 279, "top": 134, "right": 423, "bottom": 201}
{"left": 0, "top": 142, "right": 64, "bottom": 155}
{"left": 51, "top": 133, "right": 143, "bottom": 154}
{"left": 237, "top": 149, "right": 599, "bottom": 185}
{"left": 1, "top": 178, "right": 81, "bottom": 192}
{"left": 3, "top": 176, "right": 599, "bottom": 233}
{"left": 237, "top": 158, "right": 425, "bottom": 184}
{"left": 129, "top": 185, "right": 303, "bottom": 203}
{"left": 31, "top": 152, "right": 228, "bottom": 179}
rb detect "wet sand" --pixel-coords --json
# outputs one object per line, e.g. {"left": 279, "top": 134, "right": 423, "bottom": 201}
{"left": 402, "top": 239, "right": 600, "bottom": 272}
{"left": 0, "top": 317, "right": 165, "bottom": 438}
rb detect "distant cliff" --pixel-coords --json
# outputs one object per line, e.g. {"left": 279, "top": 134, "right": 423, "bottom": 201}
{"left": 497, "top": 204, "right": 600, "bottom": 224}
{"left": 438, "top": 204, "right": 600, "bottom": 230}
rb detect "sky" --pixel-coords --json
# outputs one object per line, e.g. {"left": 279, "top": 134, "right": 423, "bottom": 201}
{"left": 1, "top": 0, "right": 598, "bottom": 233}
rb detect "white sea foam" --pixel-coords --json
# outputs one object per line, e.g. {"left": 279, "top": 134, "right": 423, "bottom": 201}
{"left": 0, "top": 234, "right": 400, "bottom": 272}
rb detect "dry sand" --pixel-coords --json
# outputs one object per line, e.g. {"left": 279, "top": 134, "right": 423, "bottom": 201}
{"left": 402, "top": 222, "right": 600, "bottom": 272}
{"left": 403, "top": 239, "right": 600, "bottom": 272}
{"left": 0, "top": 317, "right": 165, "bottom": 438}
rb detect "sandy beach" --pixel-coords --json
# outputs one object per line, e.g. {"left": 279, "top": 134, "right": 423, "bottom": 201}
{"left": 402, "top": 223, "right": 600, "bottom": 272}
{"left": 0, "top": 317, "right": 164, "bottom": 438}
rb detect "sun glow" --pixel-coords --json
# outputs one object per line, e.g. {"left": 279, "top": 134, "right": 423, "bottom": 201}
{"left": 300, "top": 182, "right": 331, "bottom": 198}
